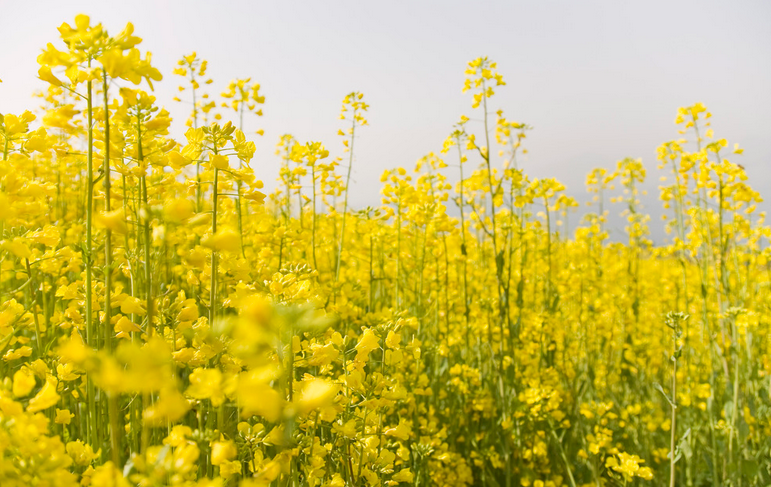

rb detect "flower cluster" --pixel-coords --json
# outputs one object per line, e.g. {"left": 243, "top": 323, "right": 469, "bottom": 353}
{"left": 0, "top": 14, "right": 769, "bottom": 487}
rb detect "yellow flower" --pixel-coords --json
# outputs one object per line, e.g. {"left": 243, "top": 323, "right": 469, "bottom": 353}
{"left": 143, "top": 388, "right": 191, "bottom": 426}
{"left": 95, "top": 209, "right": 128, "bottom": 234}
{"left": 66, "top": 440, "right": 101, "bottom": 466}
{"left": 114, "top": 315, "right": 142, "bottom": 338}
{"left": 27, "top": 376, "right": 60, "bottom": 412}
{"left": 210, "top": 153, "right": 229, "bottom": 170}
{"left": 55, "top": 408, "right": 75, "bottom": 425}
{"left": 219, "top": 459, "right": 242, "bottom": 478}
{"left": 120, "top": 296, "right": 146, "bottom": 316}
{"left": 354, "top": 328, "right": 380, "bottom": 361}
{"left": 164, "top": 425, "right": 194, "bottom": 447}
{"left": 163, "top": 198, "right": 195, "bottom": 223}
{"left": 238, "top": 371, "right": 284, "bottom": 422}
{"left": 307, "top": 342, "right": 339, "bottom": 366}
{"left": 202, "top": 227, "right": 241, "bottom": 253}
{"left": 38, "top": 65, "right": 64, "bottom": 86}
{"left": 606, "top": 452, "right": 650, "bottom": 482}
{"left": 210, "top": 438, "right": 237, "bottom": 465}
{"left": 57, "top": 362, "right": 81, "bottom": 381}
{"left": 185, "top": 368, "right": 225, "bottom": 406}
{"left": 90, "top": 461, "right": 131, "bottom": 487}
{"left": 1, "top": 238, "right": 32, "bottom": 259}
{"left": 392, "top": 468, "right": 414, "bottom": 483}
{"left": 166, "top": 150, "right": 192, "bottom": 168}
{"left": 296, "top": 379, "right": 338, "bottom": 416}
{"left": 385, "top": 330, "right": 402, "bottom": 349}
{"left": 12, "top": 366, "right": 36, "bottom": 397}
{"left": 385, "top": 420, "right": 412, "bottom": 441}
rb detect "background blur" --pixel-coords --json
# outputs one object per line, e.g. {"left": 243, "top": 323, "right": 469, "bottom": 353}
{"left": 2, "top": 0, "right": 770, "bottom": 241}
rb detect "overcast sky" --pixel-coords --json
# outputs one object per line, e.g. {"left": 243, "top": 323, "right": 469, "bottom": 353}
{"left": 2, "top": 0, "right": 770, "bottom": 240}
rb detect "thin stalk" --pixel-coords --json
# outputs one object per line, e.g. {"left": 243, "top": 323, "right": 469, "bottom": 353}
{"left": 456, "top": 142, "right": 471, "bottom": 359}
{"left": 85, "top": 73, "right": 98, "bottom": 449}
{"left": 24, "top": 259, "right": 43, "bottom": 358}
{"left": 210, "top": 148, "right": 220, "bottom": 325}
{"left": 138, "top": 115, "right": 153, "bottom": 337}
{"left": 670, "top": 320, "right": 679, "bottom": 487}
{"left": 335, "top": 116, "right": 357, "bottom": 286}
{"left": 102, "top": 69, "right": 113, "bottom": 353}
{"left": 236, "top": 101, "right": 245, "bottom": 257}
{"left": 311, "top": 162, "right": 317, "bottom": 270}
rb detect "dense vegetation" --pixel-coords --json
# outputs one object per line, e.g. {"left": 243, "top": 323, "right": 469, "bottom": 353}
{"left": 0, "top": 14, "right": 769, "bottom": 487}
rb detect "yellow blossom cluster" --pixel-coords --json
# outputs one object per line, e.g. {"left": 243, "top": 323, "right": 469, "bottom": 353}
{"left": 0, "top": 15, "right": 769, "bottom": 487}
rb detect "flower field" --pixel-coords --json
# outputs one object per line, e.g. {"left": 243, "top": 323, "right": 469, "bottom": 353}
{"left": 1, "top": 14, "right": 770, "bottom": 487}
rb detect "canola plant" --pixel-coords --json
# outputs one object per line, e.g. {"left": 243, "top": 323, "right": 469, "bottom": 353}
{"left": 0, "top": 14, "right": 769, "bottom": 487}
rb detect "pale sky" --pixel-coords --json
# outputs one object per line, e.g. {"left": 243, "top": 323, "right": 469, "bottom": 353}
{"left": 2, "top": 0, "right": 770, "bottom": 240}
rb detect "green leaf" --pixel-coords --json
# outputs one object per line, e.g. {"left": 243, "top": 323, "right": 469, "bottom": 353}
{"left": 743, "top": 459, "right": 759, "bottom": 477}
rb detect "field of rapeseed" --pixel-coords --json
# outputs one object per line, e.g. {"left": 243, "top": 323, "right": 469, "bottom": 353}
{"left": 1, "top": 14, "right": 770, "bottom": 487}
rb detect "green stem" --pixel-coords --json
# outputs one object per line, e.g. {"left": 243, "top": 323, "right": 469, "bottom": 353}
{"left": 102, "top": 68, "right": 113, "bottom": 353}
{"left": 335, "top": 116, "right": 357, "bottom": 287}
{"left": 210, "top": 160, "right": 220, "bottom": 325}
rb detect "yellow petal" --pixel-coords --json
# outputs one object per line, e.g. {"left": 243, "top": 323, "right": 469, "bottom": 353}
{"left": 210, "top": 153, "right": 229, "bottom": 170}
{"left": 95, "top": 209, "right": 128, "bottom": 234}
{"left": 12, "top": 367, "right": 36, "bottom": 398}
{"left": 27, "top": 377, "right": 60, "bottom": 412}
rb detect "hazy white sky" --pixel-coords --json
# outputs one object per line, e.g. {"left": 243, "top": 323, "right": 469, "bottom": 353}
{"left": 2, "top": 0, "right": 770, "bottom": 238}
